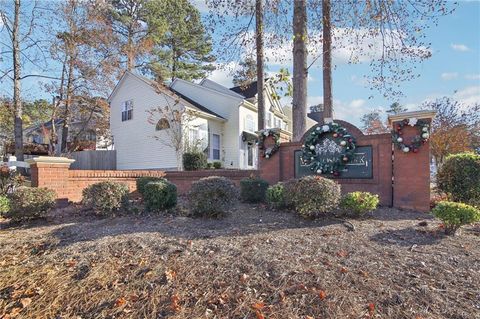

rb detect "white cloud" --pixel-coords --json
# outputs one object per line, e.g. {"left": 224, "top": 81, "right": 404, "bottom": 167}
{"left": 451, "top": 43, "right": 470, "bottom": 52}
{"left": 465, "top": 74, "right": 480, "bottom": 80}
{"left": 441, "top": 72, "right": 458, "bottom": 80}
{"left": 453, "top": 85, "right": 480, "bottom": 105}
{"left": 349, "top": 99, "right": 366, "bottom": 108}
{"left": 191, "top": 0, "right": 209, "bottom": 13}
{"left": 207, "top": 62, "right": 236, "bottom": 87}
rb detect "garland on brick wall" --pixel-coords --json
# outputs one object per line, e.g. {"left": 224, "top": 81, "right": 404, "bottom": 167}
{"left": 257, "top": 128, "right": 281, "bottom": 158}
{"left": 300, "top": 122, "right": 356, "bottom": 176}
{"left": 392, "top": 118, "right": 430, "bottom": 153}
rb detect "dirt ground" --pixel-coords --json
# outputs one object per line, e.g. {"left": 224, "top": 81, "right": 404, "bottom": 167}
{"left": 0, "top": 203, "right": 479, "bottom": 319}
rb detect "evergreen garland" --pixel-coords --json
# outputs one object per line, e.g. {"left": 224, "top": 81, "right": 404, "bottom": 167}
{"left": 257, "top": 129, "right": 281, "bottom": 158}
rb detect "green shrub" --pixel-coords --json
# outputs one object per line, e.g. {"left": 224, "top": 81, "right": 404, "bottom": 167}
{"left": 432, "top": 201, "right": 480, "bottom": 235}
{"left": 240, "top": 177, "right": 269, "bottom": 203}
{"left": 136, "top": 176, "right": 165, "bottom": 196}
{"left": 284, "top": 176, "right": 341, "bottom": 218}
{"left": 188, "top": 176, "right": 238, "bottom": 217}
{"left": 82, "top": 181, "right": 129, "bottom": 215}
{"left": 6, "top": 187, "right": 56, "bottom": 221}
{"left": 437, "top": 153, "right": 480, "bottom": 205}
{"left": 340, "top": 192, "right": 379, "bottom": 217}
{"left": 143, "top": 180, "right": 177, "bottom": 211}
{"left": 213, "top": 161, "right": 222, "bottom": 169}
{"left": 266, "top": 182, "right": 285, "bottom": 209}
{"left": 183, "top": 152, "right": 207, "bottom": 171}
{"left": 0, "top": 195, "right": 10, "bottom": 216}
{"left": 206, "top": 162, "right": 213, "bottom": 169}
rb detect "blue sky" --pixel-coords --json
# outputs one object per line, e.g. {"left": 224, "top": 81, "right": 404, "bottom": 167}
{"left": 5, "top": 0, "right": 480, "bottom": 128}
{"left": 200, "top": 0, "right": 480, "bottom": 126}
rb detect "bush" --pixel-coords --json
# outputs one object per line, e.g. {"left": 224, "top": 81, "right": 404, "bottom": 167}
{"left": 136, "top": 176, "right": 165, "bottom": 196}
{"left": 82, "top": 181, "right": 129, "bottom": 215}
{"left": 340, "top": 192, "right": 379, "bottom": 217}
{"left": 437, "top": 153, "right": 480, "bottom": 205}
{"left": 143, "top": 180, "right": 177, "bottom": 211}
{"left": 240, "top": 177, "right": 269, "bottom": 203}
{"left": 6, "top": 187, "right": 56, "bottom": 221}
{"left": 284, "top": 176, "right": 341, "bottom": 218}
{"left": 183, "top": 152, "right": 207, "bottom": 171}
{"left": 266, "top": 182, "right": 285, "bottom": 209}
{"left": 188, "top": 176, "right": 238, "bottom": 217}
{"left": 432, "top": 201, "right": 480, "bottom": 235}
{"left": 213, "top": 161, "right": 222, "bottom": 169}
{"left": 0, "top": 195, "right": 10, "bottom": 216}
{"left": 206, "top": 162, "right": 213, "bottom": 169}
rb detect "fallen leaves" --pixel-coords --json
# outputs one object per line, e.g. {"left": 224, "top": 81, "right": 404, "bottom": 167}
{"left": 170, "top": 294, "right": 181, "bottom": 312}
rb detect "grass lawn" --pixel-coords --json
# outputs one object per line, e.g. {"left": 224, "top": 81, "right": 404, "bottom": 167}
{"left": 0, "top": 203, "right": 479, "bottom": 318}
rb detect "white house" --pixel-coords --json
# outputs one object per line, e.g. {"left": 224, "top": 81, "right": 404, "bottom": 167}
{"left": 108, "top": 71, "right": 292, "bottom": 170}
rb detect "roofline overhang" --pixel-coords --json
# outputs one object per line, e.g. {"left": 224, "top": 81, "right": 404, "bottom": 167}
{"left": 388, "top": 110, "right": 436, "bottom": 125}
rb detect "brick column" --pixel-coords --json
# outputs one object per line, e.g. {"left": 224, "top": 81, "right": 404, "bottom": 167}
{"left": 389, "top": 111, "right": 435, "bottom": 212}
{"left": 26, "top": 157, "right": 75, "bottom": 203}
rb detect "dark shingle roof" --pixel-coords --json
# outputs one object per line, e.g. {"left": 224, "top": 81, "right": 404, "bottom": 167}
{"left": 229, "top": 81, "right": 258, "bottom": 99}
{"left": 169, "top": 87, "right": 225, "bottom": 119}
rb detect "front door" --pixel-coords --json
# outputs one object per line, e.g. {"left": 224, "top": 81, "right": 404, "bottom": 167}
{"left": 245, "top": 142, "right": 256, "bottom": 169}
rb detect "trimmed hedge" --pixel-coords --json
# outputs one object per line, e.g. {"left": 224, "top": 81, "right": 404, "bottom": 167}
{"left": 82, "top": 181, "right": 129, "bottom": 215}
{"left": 432, "top": 201, "right": 480, "bottom": 235}
{"left": 6, "top": 187, "right": 56, "bottom": 221}
{"left": 183, "top": 152, "right": 207, "bottom": 171}
{"left": 340, "top": 191, "right": 379, "bottom": 217}
{"left": 188, "top": 176, "right": 238, "bottom": 217}
{"left": 213, "top": 161, "right": 222, "bottom": 169}
{"left": 143, "top": 180, "right": 177, "bottom": 211}
{"left": 437, "top": 153, "right": 480, "bottom": 205}
{"left": 284, "top": 176, "right": 341, "bottom": 218}
{"left": 240, "top": 177, "right": 269, "bottom": 203}
{"left": 136, "top": 177, "right": 165, "bottom": 196}
{"left": 266, "top": 182, "right": 286, "bottom": 209}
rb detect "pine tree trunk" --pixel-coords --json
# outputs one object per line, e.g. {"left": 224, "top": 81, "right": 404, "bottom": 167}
{"left": 61, "top": 50, "right": 75, "bottom": 153}
{"left": 322, "top": 0, "right": 333, "bottom": 121}
{"left": 292, "top": 0, "right": 307, "bottom": 141}
{"left": 12, "top": 0, "right": 24, "bottom": 163}
{"left": 256, "top": 0, "right": 265, "bottom": 131}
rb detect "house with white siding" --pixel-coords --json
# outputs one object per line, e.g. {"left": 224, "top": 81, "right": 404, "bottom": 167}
{"left": 108, "top": 71, "right": 292, "bottom": 170}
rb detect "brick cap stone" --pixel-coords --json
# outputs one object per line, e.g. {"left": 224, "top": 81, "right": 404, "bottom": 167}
{"left": 26, "top": 156, "right": 75, "bottom": 165}
{"left": 388, "top": 110, "right": 436, "bottom": 126}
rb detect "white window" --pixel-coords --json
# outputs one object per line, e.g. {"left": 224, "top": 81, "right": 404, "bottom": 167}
{"left": 267, "top": 112, "right": 273, "bottom": 127}
{"left": 245, "top": 114, "right": 255, "bottom": 132}
{"left": 121, "top": 100, "right": 133, "bottom": 122}
{"left": 247, "top": 143, "right": 254, "bottom": 166}
{"left": 212, "top": 134, "right": 220, "bottom": 160}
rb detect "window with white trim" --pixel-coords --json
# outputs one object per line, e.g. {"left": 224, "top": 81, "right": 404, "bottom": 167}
{"left": 212, "top": 134, "right": 220, "bottom": 160}
{"left": 245, "top": 114, "right": 255, "bottom": 132}
{"left": 121, "top": 100, "right": 133, "bottom": 121}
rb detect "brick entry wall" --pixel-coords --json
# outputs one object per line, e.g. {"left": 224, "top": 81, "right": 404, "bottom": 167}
{"left": 259, "top": 118, "right": 432, "bottom": 212}
{"left": 28, "top": 160, "right": 257, "bottom": 203}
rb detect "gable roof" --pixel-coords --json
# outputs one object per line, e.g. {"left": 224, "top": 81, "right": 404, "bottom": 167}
{"left": 109, "top": 71, "right": 225, "bottom": 120}
{"left": 199, "top": 79, "right": 245, "bottom": 98}
{"left": 169, "top": 87, "right": 225, "bottom": 119}
{"left": 230, "top": 81, "right": 258, "bottom": 99}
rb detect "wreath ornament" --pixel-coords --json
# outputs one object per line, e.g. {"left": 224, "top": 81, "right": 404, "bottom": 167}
{"left": 257, "top": 128, "right": 281, "bottom": 158}
{"left": 391, "top": 118, "right": 430, "bottom": 153}
{"left": 300, "top": 123, "right": 357, "bottom": 176}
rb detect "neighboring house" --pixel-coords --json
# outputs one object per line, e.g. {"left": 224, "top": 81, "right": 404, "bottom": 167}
{"left": 22, "top": 119, "right": 110, "bottom": 156}
{"left": 108, "top": 71, "right": 292, "bottom": 170}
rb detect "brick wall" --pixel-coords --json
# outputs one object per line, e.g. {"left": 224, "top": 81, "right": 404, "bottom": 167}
{"left": 29, "top": 162, "right": 257, "bottom": 203}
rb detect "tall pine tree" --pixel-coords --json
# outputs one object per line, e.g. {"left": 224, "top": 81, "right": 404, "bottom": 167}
{"left": 147, "top": 0, "right": 215, "bottom": 82}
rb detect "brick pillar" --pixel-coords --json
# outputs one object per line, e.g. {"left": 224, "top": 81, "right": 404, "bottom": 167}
{"left": 26, "top": 157, "right": 75, "bottom": 204}
{"left": 389, "top": 111, "right": 435, "bottom": 212}
{"left": 258, "top": 149, "right": 281, "bottom": 185}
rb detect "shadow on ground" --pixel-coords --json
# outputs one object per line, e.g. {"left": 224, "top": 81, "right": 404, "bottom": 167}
{"left": 370, "top": 226, "right": 444, "bottom": 247}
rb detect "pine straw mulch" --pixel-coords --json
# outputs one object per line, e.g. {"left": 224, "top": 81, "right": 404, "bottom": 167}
{"left": 0, "top": 203, "right": 479, "bottom": 319}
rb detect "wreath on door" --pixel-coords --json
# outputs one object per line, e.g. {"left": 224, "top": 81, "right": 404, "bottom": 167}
{"left": 300, "top": 123, "right": 357, "bottom": 176}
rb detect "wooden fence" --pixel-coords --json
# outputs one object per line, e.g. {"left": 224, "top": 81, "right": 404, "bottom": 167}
{"left": 69, "top": 150, "right": 116, "bottom": 170}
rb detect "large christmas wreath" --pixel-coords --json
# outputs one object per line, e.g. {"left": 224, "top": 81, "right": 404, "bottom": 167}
{"left": 257, "top": 128, "right": 281, "bottom": 158}
{"left": 300, "top": 122, "right": 356, "bottom": 176}
{"left": 392, "top": 118, "right": 430, "bottom": 153}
